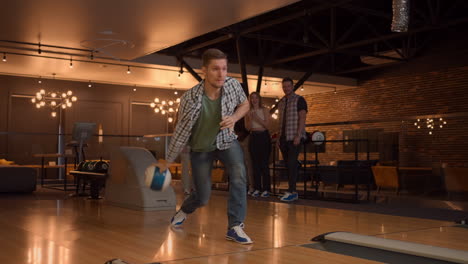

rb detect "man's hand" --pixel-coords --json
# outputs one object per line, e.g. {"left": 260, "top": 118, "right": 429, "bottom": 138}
{"left": 293, "top": 135, "right": 301, "bottom": 146}
{"left": 154, "top": 159, "right": 171, "bottom": 172}
{"left": 220, "top": 116, "right": 236, "bottom": 131}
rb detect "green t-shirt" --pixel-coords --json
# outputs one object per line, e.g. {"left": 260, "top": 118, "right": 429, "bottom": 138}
{"left": 190, "top": 94, "right": 221, "bottom": 152}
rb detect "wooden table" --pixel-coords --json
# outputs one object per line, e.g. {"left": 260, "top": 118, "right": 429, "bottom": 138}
{"left": 69, "top": 170, "right": 107, "bottom": 199}
{"left": 33, "top": 153, "right": 73, "bottom": 190}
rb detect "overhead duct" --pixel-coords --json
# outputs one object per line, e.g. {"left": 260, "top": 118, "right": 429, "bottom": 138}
{"left": 391, "top": 0, "right": 410, "bottom": 32}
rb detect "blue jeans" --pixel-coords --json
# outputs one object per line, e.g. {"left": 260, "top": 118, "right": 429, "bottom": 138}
{"left": 180, "top": 140, "right": 247, "bottom": 229}
{"left": 279, "top": 139, "right": 301, "bottom": 193}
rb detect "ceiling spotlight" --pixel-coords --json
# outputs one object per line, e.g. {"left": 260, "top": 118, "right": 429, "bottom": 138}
{"left": 178, "top": 64, "right": 183, "bottom": 79}
{"left": 38, "top": 76, "right": 42, "bottom": 84}
{"left": 2, "top": 53, "right": 6, "bottom": 62}
{"left": 88, "top": 81, "right": 92, "bottom": 87}
{"left": 127, "top": 66, "right": 131, "bottom": 74}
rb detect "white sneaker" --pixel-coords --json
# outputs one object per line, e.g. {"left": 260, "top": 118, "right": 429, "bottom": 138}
{"left": 226, "top": 225, "right": 253, "bottom": 244}
{"left": 280, "top": 192, "right": 298, "bottom": 202}
{"left": 170, "top": 210, "right": 187, "bottom": 227}
{"left": 251, "top": 190, "right": 260, "bottom": 197}
{"left": 261, "top": 191, "right": 270, "bottom": 197}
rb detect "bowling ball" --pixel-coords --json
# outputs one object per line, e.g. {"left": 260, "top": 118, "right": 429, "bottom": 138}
{"left": 144, "top": 164, "right": 172, "bottom": 191}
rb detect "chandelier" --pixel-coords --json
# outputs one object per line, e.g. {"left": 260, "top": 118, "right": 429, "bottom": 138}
{"left": 150, "top": 97, "right": 180, "bottom": 123}
{"left": 414, "top": 117, "right": 447, "bottom": 135}
{"left": 31, "top": 89, "right": 77, "bottom": 117}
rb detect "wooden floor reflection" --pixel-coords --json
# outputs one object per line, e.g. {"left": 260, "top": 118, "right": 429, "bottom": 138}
{"left": 0, "top": 187, "right": 466, "bottom": 264}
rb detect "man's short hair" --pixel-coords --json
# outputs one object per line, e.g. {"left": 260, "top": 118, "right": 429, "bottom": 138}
{"left": 202, "top": 48, "right": 227, "bottom": 67}
{"left": 282, "top": 77, "right": 294, "bottom": 85}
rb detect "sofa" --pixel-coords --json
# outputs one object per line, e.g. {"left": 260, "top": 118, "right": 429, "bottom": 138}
{"left": 0, "top": 166, "right": 37, "bottom": 193}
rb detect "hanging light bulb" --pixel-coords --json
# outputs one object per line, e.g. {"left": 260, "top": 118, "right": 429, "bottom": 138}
{"left": 61, "top": 104, "right": 67, "bottom": 109}
{"left": 88, "top": 81, "right": 92, "bottom": 88}
{"left": 51, "top": 112, "right": 57, "bottom": 117}
{"left": 51, "top": 92, "right": 57, "bottom": 98}
{"left": 31, "top": 98, "right": 36, "bottom": 103}
{"left": 176, "top": 98, "right": 180, "bottom": 103}
{"left": 154, "top": 108, "right": 160, "bottom": 113}
{"left": 174, "top": 90, "right": 178, "bottom": 95}
{"left": 71, "top": 96, "right": 77, "bottom": 102}
{"left": 2, "top": 53, "right": 6, "bottom": 62}
{"left": 67, "top": 90, "right": 73, "bottom": 96}
{"left": 168, "top": 117, "right": 173, "bottom": 123}
{"left": 150, "top": 102, "right": 156, "bottom": 108}
{"left": 50, "top": 101, "right": 57, "bottom": 106}
{"left": 154, "top": 98, "right": 160, "bottom": 103}
{"left": 127, "top": 66, "right": 131, "bottom": 74}
{"left": 40, "top": 89, "right": 46, "bottom": 95}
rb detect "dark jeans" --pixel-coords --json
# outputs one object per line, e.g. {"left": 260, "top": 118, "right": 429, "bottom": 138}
{"left": 249, "top": 130, "right": 271, "bottom": 192}
{"left": 180, "top": 140, "right": 247, "bottom": 229}
{"left": 279, "top": 138, "right": 301, "bottom": 193}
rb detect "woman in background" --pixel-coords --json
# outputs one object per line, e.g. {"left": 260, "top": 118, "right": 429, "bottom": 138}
{"left": 244, "top": 92, "right": 271, "bottom": 197}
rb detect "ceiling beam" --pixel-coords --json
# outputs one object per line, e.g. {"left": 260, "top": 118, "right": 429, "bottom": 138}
{"left": 243, "top": 34, "right": 323, "bottom": 49}
{"left": 180, "top": 58, "right": 202, "bottom": 82}
{"left": 268, "top": 16, "right": 468, "bottom": 65}
{"left": 180, "top": 34, "right": 234, "bottom": 55}
{"left": 336, "top": 61, "right": 402, "bottom": 74}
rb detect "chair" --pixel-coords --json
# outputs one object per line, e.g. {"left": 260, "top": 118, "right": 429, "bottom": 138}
{"left": 105, "top": 146, "right": 176, "bottom": 211}
{"left": 371, "top": 166, "right": 400, "bottom": 194}
{"left": 443, "top": 167, "right": 468, "bottom": 198}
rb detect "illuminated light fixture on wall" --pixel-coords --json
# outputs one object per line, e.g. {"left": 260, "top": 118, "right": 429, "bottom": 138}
{"left": 127, "top": 66, "right": 131, "bottom": 74}
{"left": 2, "top": 52, "right": 6, "bottom": 62}
{"left": 414, "top": 117, "right": 447, "bottom": 135}
{"left": 69, "top": 58, "right": 73, "bottom": 68}
{"left": 170, "top": 84, "right": 178, "bottom": 95}
{"left": 88, "top": 80, "right": 92, "bottom": 87}
{"left": 150, "top": 96, "right": 181, "bottom": 123}
{"left": 31, "top": 88, "right": 78, "bottom": 118}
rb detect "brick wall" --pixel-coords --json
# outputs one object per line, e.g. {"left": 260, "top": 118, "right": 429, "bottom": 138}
{"left": 304, "top": 65, "right": 468, "bottom": 167}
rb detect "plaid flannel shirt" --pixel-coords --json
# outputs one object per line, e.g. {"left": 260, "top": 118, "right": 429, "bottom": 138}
{"left": 166, "top": 77, "right": 247, "bottom": 162}
{"left": 278, "top": 93, "right": 307, "bottom": 141}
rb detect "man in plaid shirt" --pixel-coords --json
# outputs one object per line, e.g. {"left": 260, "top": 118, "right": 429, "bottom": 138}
{"left": 277, "top": 77, "right": 308, "bottom": 202}
{"left": 161, "top": 48, "right": 252, "bottom": 244}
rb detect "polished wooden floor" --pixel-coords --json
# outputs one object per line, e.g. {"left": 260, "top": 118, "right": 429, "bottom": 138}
{"left": 0, "top": 185, "right": 467, "bottom": 264}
